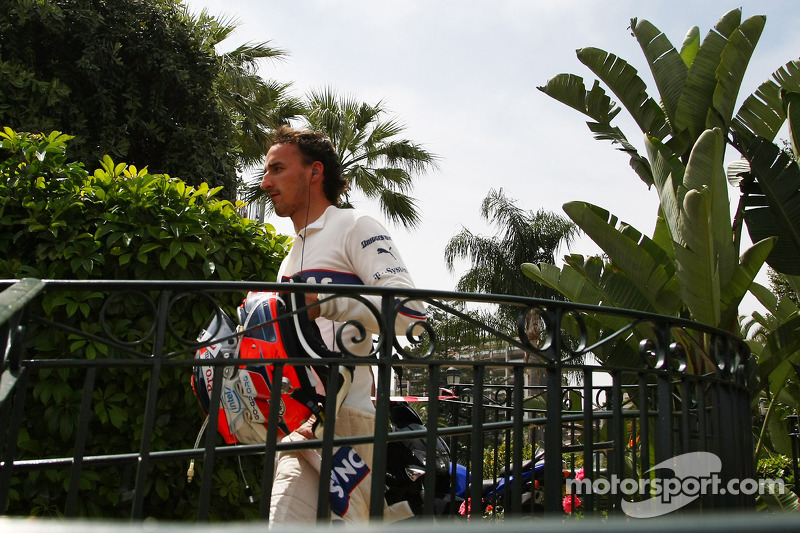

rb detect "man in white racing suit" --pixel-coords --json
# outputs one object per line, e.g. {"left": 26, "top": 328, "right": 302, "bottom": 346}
{"left": 260, "top": 125, "right": 425, "bottom": 524}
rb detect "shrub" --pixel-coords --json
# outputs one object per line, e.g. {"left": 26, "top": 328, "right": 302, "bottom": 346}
{"left": 0, "top": 128, "right": 289, "bottom": 519}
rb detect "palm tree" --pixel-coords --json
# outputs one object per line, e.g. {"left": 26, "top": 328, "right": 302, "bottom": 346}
{"left": 445, "top": 188, "right": 578, "bottom": 305}
{"left": 183, "top": 8, "right": 304, "bottom": 169}
{"left": 445, "top": 189, "right": 579, "bottom": 371}
{"left": 247, "top": 87, "right": 439, "bottom": 229}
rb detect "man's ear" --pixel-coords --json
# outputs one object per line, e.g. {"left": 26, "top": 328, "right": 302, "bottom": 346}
{"left": 310, "top": 161, "right": 323, "bottom": 180}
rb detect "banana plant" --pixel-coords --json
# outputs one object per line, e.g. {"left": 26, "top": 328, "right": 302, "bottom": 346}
{"left": 732, "top": 89, "right": 800, "bottom": 276}
{"left": 538, "top": 9, "right": 769, "bottom": 184}
{"left": 539, "top": 8, "right": 800, "bottom": 279}
{"left": 523, "top": 129, "right": 774, "bottom": 370}
{"left": 729, "top": 89, "right": 800, "bottom": 459}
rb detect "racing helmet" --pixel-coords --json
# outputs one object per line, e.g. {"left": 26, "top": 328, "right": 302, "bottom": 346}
{"left": 192, "top": 286, "right": 352, "bottom": 444}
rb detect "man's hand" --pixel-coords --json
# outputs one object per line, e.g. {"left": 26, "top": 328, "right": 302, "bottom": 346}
{"left": 295, "top": 416, "right": 316, "bottom": 439}
{"left": 305, "top": 292, "right": 320, "bottom": 321}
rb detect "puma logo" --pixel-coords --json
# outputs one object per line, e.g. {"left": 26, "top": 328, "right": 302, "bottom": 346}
{"left": 377, "top": 247, "right": 396, "bottom": 260}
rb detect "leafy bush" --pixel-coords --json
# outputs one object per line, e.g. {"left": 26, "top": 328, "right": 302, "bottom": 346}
{"left": 0, "top": 128, "right": 289, "bottom": 519}
{"left": 0, "top": 128, "right": 288, "bottom": 281}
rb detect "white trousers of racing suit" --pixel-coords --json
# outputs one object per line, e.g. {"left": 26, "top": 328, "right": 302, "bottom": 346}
{"left": 269, "top": 405, "right": 413, "bottom": 524}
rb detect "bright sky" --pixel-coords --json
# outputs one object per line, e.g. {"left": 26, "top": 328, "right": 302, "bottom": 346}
{"left": 185, "top": 0, "right": 798, "bottom": 316}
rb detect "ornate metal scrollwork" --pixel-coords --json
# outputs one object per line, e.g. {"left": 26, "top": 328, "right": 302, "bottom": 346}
{"left": 517, "top": 305, "right": 553, "bottom": 362}
{"left": 167, "top": 291, "right": 228, "bottom": 347}
{"left": 315, "top": 292, "right": 384, "bottom": 358}
{"left": 669, "top": 342, "right": 688, "bottom": 373}
{"left": 99, "top": 289, "right": 157, "bottom": 348}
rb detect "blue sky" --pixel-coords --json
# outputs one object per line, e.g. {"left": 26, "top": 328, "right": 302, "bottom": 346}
{"left": 184, "top": 0, "right": 798, "bottom": 315}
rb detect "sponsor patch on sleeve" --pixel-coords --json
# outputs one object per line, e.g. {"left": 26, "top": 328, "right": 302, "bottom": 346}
{"left": 329, "top": 446, "right": 370, "bottom": 517}
{"left": 360, "top": 234, "right": 392, "bottom": 248}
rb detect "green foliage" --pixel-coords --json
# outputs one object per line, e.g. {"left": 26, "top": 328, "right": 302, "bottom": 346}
{"left": 246, "top": 87, "right": 440, "bottom": 229}
{"left": 0, "top": 128, "right": 289, "bottom": 519}
{"left": 755, "top": 454, "right": 799, "bottom": 512}
{"left": 0, "top": 0, "right": 239, "bottom": 197}
{"left": 527, "top": 9, "right": 796, "bottom": 377}
{"left": 0, "top": 128, "right": 289, "bottom": 282}
{"left": 757, "top": 454, "right": 795, "bottom": 488}
{"left": 482, "top": 439, "right": 534, "bottom": 478}
{"left": 181, "top": 8, "right": 304, "bottom": 169}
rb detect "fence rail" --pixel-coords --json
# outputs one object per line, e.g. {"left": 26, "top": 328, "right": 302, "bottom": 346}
{"left": 0, "top": 278, "right": 756, "bottom": 522}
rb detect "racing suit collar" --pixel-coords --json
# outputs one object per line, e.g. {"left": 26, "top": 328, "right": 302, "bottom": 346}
{"left": 297, "top": 205, "right": 335, "bottom": 239}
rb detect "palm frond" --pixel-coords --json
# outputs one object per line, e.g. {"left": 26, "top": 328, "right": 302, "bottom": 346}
{"left": 298, "top": 87, "right": 436, "bottom": 228}
{"left": 377, "top": 188, "right": 421, "bottom": 229}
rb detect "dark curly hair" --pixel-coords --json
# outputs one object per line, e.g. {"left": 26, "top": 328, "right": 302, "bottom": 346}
{"left": 270, "top": 125, "right": 348, "bottom": 206}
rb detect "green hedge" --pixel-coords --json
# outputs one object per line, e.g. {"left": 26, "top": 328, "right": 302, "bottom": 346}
{"left": 0, "top": 128, "right": 289, "bottom": 519}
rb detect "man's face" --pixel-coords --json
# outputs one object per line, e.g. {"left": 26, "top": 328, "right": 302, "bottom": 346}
{"left": 261, "top": 143, "right": 312, "bottom": 219}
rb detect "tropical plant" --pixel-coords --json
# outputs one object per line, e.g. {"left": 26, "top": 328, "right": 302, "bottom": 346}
{"left": 524, "top": 9, "right": 800, "bottom": 369}
{"left": 0, "top": 0, "right": 240, "bottom": 196}
{"left": 182, "top": 7, "right": 305, "bottom": 169}
{"left": 445, "top": 188, "right": 579, "bottom": 324}
{"left": 728, "top": 94, "right": 800, "bottom": 461}
{"left": 0, "top": 128, "right": 290, "bottom": 518}
{"left": 246, "top": 87, "right": 439, "bottom": 229}
{"left": 444, "top": 188, "right": 579, "bottom": 385}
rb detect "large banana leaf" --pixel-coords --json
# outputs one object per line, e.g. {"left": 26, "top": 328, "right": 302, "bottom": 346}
{"left": 521, "top": 257, "right": 656, "bottom": 368}
{"left": 786, "top": 90, "right": 800, "bottom": 160}
{"left": 750, "top": 281, "right": 798, "bottom": 325}
{"left": 677, "top": 26, "right": 700, "bottom": 68}
{"left": 683, "top": 129, "right": 737, "bottom": 284}
{"left": 651, "top": 214, "right": 677, "bottom": 264}
{"left": 718, "top": 236, "right": 775, "bottom": 329}
{"left": 576, "top": 47, "right": 669, "bottom": 140}
{"left": 749, "top": 281, "right": 800, "bottom": 386}
{"left": 521, "top": 259, "right": 603, "bottom": 306}
{"left": 669, "top": 129, "right": 737, "bottom": 326}
{"left": 758, "top": 315, "right": 800, "bottom": 392}
{"left": 563, "top": 254, "right": 654, "bottom": 312}
{"left": 522, "top": 255, "right": 651, "bottom": 312}
{"left": 561, "top": 202, "right": 680, "bottom": 314}
{"left": 645, "top": 135, "right": 687, "bottom": 244}
{"left": 672, "top": 189, "right": 721, "bottom": 327}
{"left": 631, "top": 18, "right": 687, "bottom": 130}
{"left": 674, "top": 11, "right": 741, "bottom": 149}
{"left": 738, "top": 133, "right": 800, "bottom": 275}
{"left": 537, "top": 74, "right": 654, "bottom": 187}
{"left": 708, "top": 15, "right": 766, "bottom": 132}
{"left": 732, "top": 60, "right": 800, "bottom": 142}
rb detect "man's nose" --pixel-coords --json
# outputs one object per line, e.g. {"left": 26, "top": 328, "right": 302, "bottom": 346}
{"left": 260, "top": 172, "right": 270, "bottom": 190}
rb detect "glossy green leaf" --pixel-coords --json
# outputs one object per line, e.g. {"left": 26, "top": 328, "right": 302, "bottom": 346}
{"left": 709, "top": 15, "right": 766, "bottom": 131}
{"left": 739, "top": 135, "right": 800, "bottom": 275}
{"left": 577, "top": 47, "right": 669, "bottom": 139}
{"left": 562, "top": 201, "right": 680, "bottom": 314}
{"left": 632, "top": 18, "right": 687, "bottom": 128}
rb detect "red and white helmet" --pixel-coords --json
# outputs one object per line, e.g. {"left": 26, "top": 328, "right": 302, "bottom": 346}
{"left": 192, "top": 288, "right": 351, "bottom": 444}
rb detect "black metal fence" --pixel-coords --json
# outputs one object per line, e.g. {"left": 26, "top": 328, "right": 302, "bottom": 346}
{"left": 0, "top": 279, "right": 758, "bottom": 523}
